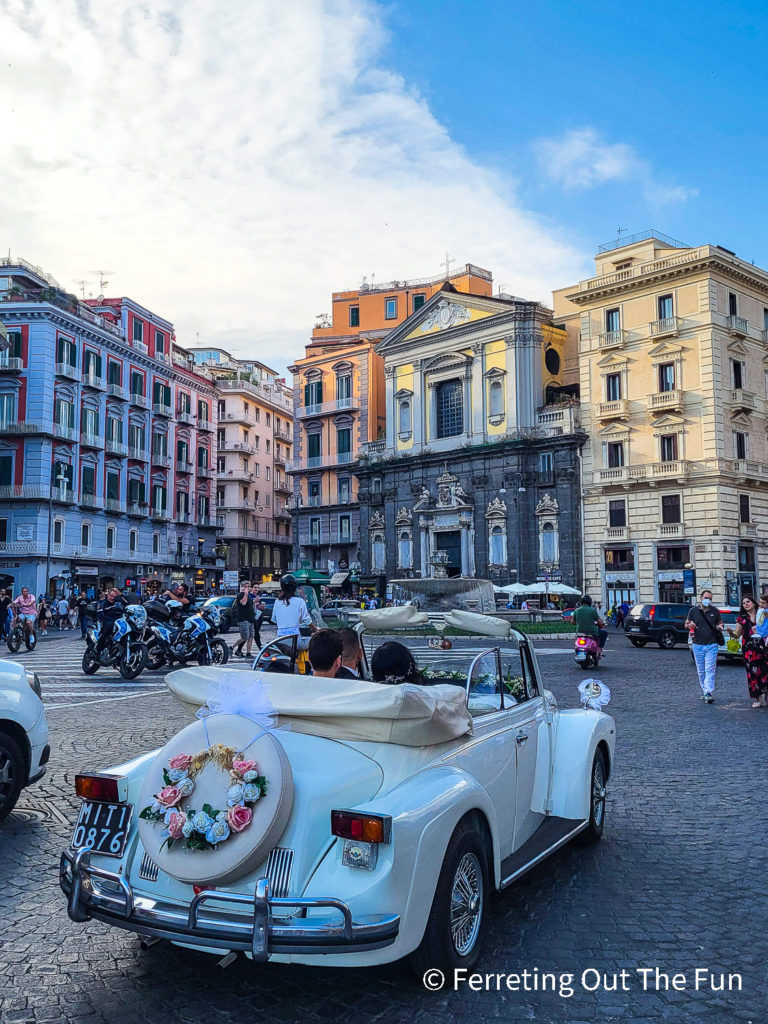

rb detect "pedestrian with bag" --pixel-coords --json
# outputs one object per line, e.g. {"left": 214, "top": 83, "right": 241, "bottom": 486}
{"left": 233, "top": 581, "right": 256, "bottom": 658}
{"left": 685, "top": 590, "right": 723, "bottom": 704}
{"left": 727, "top": 594, "right": 768, "bottom": 709}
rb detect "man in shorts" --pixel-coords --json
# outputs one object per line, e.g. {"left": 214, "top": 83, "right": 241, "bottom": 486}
{"left": 13, "top": 587, "right": 37, "bottom": 638}
{"left": 233, "top": 582, "right": 256, "bottom": 658}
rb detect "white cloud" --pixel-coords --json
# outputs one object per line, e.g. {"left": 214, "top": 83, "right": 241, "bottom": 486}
{"left": 0, "top": 0, "right": 587, "bottom": 369}
{"left": 533, "top": 127, "right": 696, "bottom": 207}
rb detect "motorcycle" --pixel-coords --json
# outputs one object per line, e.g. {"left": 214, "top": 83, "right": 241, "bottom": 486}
{"left": 145, "top": 603, "right": 228, "bottom": 669}
{"left": 82, "top": 604, "right": 149, "bottom": 679}
{"left": 574, "top": 633, "right": 603, "bottom": 670}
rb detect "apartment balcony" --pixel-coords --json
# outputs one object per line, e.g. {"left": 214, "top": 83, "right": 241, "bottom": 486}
{"left": 197, "top": 514, "right": 215, "bottom": 527}
{"left": 297, "top": 396, "right": 360, "bottom": 418}
{"left": 3, "top": 420, "right": 53, "bottom": 435}
{"left": 273, "top": 454, "right": 286, "bottom": 468}
{"left": 274, "top": 480, "right": 291, "bottom": 494}
{"left": 197, "top": 466, "right": 215, "bottom": 479}
{"left": 151, "top": 452, "right": 172, "bottom": 468}
{"left": 176, "top": 460, "right": 194, "bottom": 475}
{"left": 359, "top": 440, "right": 386, "bottom": 460}
{"left": 130, "top": 393, "right": 151, "bottom": 410}
{"left": 81, "top": 370, "right": 106, "bottom": 391}
{"left": 597, "top": 329, "right": 628, "bottom": 350}
{"left": 727, "top": 314, "right": 749, "bottom": 337}
{"left": 55, "top": 362, "right": 79, "bottom": 381}
{"left": 739, "top": 522, "right": 758, "bottom": 538}
{"left": 80, "top": 431, "right": 104, "bottom": 449}
{"left": 80, "top": 493, "right": 104, "bottom": 510}
{"left": 596, "top": 460, "right": 690, "bottom": 486}
{"left": 52, "top": 486, "right": 77, "bottom": 504}
{"left": 107, "top": 383, "right": 129, "bottom": 401}
{"left": 649, "top": 390, "right": 683, "bottom": 413}
{"left": 151, "top": 506, "right": 171, "bottom": 521}
{"left": 218, "top": 470, "right": 256, "bottom": 484}
{"left": 197, "top": 417, "right": 213, "bottom": 432}
{"left": 155, "top": 351, "right": 171, "bottom": 366}
{"left": 132, "top": 339, "right": 149, "bottom": 354}
{"left": 128, "top": 447, "right": 149, "bottom": 462}
{"left": 105, "top": 438, "right": 127, "bottom": 456}
{"left": 606, "top": 526, "right": 629, "bottom": 540}
{"left": 731, "top": 459, "right": 768, "bottom": 480}
{"left": 649, "top": 316, "right": 681, "bottom": 338}
{"left": 176, "top": 511, "right": 192, "bottom": 524}
{"left": 127, "top": 501, "right": 149, "bottom": 517}
{"left": 287, "top": 451, "right": 354, "bottom": 473}
{"left": 274, "top": 426, "right": 292, "bottom": 441}
{"left": 55, "top": 422, "right": 78, "bottom": 442}
{"left": 657, "top": 522, "right": 684, "bottom": 537}
{"left": 105, "top": 498, "right": 127, "bottom": 514}
{"left": 177, "top": 410, "right": 196, "bottom": 426}
{"left": 153, "top": 401, "right": 173, "bottom": 418}
{"left": 0, "top": 355, "right": 23, "bottom": 373}
{"left": 535, "top": 405, "right": 581, "bottom": 435}
{"left": 274, "top": 507, "right": 292, "bottom": 521}
{"left": 596, "top": 399, "right": 629, "bottom": 421}
{"left": 231, "top": 441, "right": 257, "bottom": 455}
{"left": 222, "top": 410, "right": 256, "bottom": 426}
{"left": 730, "top": 388, "right": 756, "bottom": 412}
{"left": 0, "top": 484, "right": 52, "bottom": 500}
{"left": 218, "top": 499, "right": 253, "bottom": 511}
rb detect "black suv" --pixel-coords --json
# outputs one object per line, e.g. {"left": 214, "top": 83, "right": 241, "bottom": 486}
{"left": 624, "top": 603, "right": 692, "bottom": 649}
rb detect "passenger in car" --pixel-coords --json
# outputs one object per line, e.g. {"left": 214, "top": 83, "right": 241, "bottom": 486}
{"left": 308, "top": 629, "right": 344, "bottom": 678}
{"left": 370, "top": 641, "right": 427, "bottom": 686}
{"left": 335, "top": 628, "right": 363, "bottom": 679}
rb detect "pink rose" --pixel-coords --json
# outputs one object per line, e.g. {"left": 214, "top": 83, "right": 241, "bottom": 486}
{"left": 168, "top": 753, "right": 193, "bottom": 772}
{"left": 226, "top": 805, "right": 252, "bottom": 833}
{"left": 167, "top": 810, "right": 186, "bottom": 839}
{"left": 232, "top": 759, "right": 257, "bottom": 777}
{"left": 156, "top": 785, "right": 181, "bottom": 808}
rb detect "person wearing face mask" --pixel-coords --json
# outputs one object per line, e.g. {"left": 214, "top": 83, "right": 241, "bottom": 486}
{"left": 685, "top": 589, "right": 723, "bottom": 704}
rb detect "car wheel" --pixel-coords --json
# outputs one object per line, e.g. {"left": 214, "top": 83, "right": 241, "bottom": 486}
{"left": 629, "top": 639, "right": 647, "bottom": 647}
{"left": 82, "top": 649, "right": 100, "bottom": 675}
{"left": 576, "top": 748, "right": 607, "bottom": 845}
{"left": 0, "top": 731, "right": 25, "bottom": 824}
{"left": 657, "top": 630, "right": 677, "bottom": 649}
{"left": 411, "top": 820, "right": 489, "bottom": 976}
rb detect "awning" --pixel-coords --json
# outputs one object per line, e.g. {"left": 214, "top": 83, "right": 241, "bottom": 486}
{"left": 329, "top": 572, "right": 349, "bottom": 587}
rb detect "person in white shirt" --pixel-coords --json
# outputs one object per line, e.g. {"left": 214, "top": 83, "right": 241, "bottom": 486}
{"left": 272, "top": 575, "right": 316, "bottom": 650}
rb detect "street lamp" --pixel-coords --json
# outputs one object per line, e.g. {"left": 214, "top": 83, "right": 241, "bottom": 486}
{"left": 45, "top": 468, "right": 69, "bottom": 598}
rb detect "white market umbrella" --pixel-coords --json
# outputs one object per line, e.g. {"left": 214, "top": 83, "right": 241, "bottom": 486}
{"left": 498, "top": 582, "right": 531, "bottom": 594}
{"left": 543, "top": 582, "right": 581, "bottom": 596}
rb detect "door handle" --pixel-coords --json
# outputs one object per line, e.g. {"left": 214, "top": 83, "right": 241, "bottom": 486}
{"left": 516, "top": 731, "right": 528, "bottom": 745}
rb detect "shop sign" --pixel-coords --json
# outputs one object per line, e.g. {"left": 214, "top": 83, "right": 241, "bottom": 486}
{"left": 16, "top": 524, "right": 33, "bottom": 541}
{"left": 222, "top": 570, "right": 239, "bottom": 590}
{"left": 657, "top": 571, "right": 684, "bottom": 582}
{"left": 75, "top": 565, "right": 99, "bottom": 576}
{"left": 683, "top": 568, "right": 696, "bottom": 595}
{"left": 604, "top": 572, "right": 636, "bottom": 584}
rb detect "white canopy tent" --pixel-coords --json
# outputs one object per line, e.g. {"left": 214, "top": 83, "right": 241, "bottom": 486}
{"left": 498, "top": 581, "right": 581, "bottom": 597}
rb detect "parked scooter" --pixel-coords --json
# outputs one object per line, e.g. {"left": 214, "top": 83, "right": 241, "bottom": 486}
{"left": 82, "top": 604, "right": 149, "bottom": 679}
{"left": 145, "top": 601, "right": 228, "bottom": 669}
{"left": 574, "top": 633, "right": 603, "bottom": 670}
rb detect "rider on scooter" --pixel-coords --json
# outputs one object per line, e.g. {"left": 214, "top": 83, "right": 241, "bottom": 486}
{"left": 573, "top": 595, "right": 608, "bottom": 653}
{"left": 96, "top": 587, "right": 128, "bottom": 655}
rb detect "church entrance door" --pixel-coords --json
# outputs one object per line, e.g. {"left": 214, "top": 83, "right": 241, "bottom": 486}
{"left": 435, "top": 531, "right": 462, "bottom": 578}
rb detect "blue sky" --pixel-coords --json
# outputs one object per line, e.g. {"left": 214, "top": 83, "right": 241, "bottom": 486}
{"left": 382, "top": 0, "right": 768, "bottom": 262}
{"left": 2, "top": 0, "right": 767, "bottom": 373}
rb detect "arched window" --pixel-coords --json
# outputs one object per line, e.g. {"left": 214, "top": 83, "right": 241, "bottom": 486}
{"left": 398, "top": 400, "right": 411, "bottom": 436}
{"left": 489, "top": 524, "right": 507, "bottom": 566}
{"left": 372, "top": 533, "right": 386, "bottom": 572}
{"left": 398, "top": 530, "right": 412, "bottom": 569}
{"left": 489, "top": 379, "right": 504, "bottom": 417}
{"left": 540, "top": 522, "right": 558, "bottom": 565}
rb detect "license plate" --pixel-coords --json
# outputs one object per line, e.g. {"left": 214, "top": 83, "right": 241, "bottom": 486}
{"left": 71, "top": 800, "right": 133, "bottom": 858}
{"left": 630, "top": 627, "right": 640, "bottom": 632}
{"left": 576, "top": 652, "right": 586, "bottom": 660}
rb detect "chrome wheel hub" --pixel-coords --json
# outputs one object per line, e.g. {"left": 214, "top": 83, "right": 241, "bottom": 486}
{"left": 450, "top": 851, "right": 483, "bottom": 956}
{"left": 592, "top": 761, "right": 606, "bottom": 826}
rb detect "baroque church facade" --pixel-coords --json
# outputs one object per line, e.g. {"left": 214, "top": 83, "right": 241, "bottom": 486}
{"left": 355, "top": 284, "right": 586, "bottom": 589}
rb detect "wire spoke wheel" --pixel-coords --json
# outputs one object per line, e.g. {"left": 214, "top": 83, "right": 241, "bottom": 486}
{"left": 450, "top": 851, "right": 483, "bottom": 956}
{"left": 592, "top": 755, "right": 606, "bottom": 828}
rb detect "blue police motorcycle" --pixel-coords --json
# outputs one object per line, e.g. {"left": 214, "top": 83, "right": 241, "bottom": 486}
{"left": 81, "top": 604, "right": 149, "bottom": 679}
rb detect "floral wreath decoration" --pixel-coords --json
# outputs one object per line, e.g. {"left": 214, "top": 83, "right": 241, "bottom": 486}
{"left": 139, "top": 743, "right": 268, "bottom": 852}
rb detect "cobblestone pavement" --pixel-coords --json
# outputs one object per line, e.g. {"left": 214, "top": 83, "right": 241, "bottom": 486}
{"left": 1, "top": 635, "right": 766, "bottom": 1023}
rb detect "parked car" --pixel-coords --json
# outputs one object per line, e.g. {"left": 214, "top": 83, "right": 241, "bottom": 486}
{"left": 321, "top": 600, "right": 362, "bottom": 624}
{"left": 0, "top": 661, "right": 50, "bottom": 823}
{"left": 61, "top": 615, "right": 615, "bottom": 973}
{"left": 624, "top": 602, "right": 692, "bottom": 649}
{"left": 202, "top": 596, "right": 236, "bottom": 634}
{"left": 687, "top": 606, "right": 742, "bottom": 662}
{"left": 259, "top": 596, "right": 276, "bottom": 624}
{"left": 561, "top": 608, "right": 576, "bottom": 623}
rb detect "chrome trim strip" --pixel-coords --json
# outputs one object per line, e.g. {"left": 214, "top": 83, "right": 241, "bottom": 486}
{"left": 499, "top": 822, "right": 588, "bottom": 889}
{"left": 265, "top": 847, "right": 293, "bottom": 899}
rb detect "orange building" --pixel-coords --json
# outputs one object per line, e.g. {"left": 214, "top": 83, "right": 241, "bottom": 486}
{"left": 288, "top": 264, "right": 493, "bottom": 577}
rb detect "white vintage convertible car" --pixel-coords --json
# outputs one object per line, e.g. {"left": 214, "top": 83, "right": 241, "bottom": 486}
{"left": 60, "top": 613, "right": 615, "bottom": 972}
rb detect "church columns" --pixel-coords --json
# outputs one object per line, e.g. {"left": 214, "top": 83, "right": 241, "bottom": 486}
{"left": 504, "top": 336, "right": 518, "bottom": 431}
{"left": 470, "top": 344, "right": 484, "bottom": 438}
{"left": 412, "top": 359, "right": 424, "bottom": 446}
{"left": 384, "top": 366, "right": 396, "bottom": 450}
{"left": 418, "top": 516, "right": 431, "bottom": 577}
{"left": 427, "top": 381, "right": 438, "bottom": 441}
{"left": 506, "top": 329, "right": 543, "bottom": 430}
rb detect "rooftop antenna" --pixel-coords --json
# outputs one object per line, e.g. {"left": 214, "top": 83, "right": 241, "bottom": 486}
{"left": 371, "top": 272, "right": 375, "bottom": 288}
{"left": 497, "top": 282, "right": 506, "bottom": 296}
{"left": 72, "top": 279, "right": 88, "bottom": 299}
{"left": 89, "top": 269, "right": 114, "bottom": 294}
{"left": 616, "top": 227, "right": 628, "bottom": 242}
{"left": 441, "top": 252, "right": 455, "bottom": 279}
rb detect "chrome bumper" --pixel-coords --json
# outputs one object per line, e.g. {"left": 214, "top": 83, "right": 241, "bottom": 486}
{"left": 60, "top": 848, "right": 399, "bottom": 960}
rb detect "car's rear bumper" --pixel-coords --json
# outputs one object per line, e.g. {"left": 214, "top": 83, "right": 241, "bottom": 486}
{"left": 60, "top": 848, "right": 399, "bottom": 960}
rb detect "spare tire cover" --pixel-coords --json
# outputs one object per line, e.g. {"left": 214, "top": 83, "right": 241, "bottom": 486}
{"left": 137, "top": 713, "right": 293, "bottom": 886}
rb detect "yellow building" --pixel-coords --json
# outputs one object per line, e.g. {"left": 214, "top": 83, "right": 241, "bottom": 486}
{"left": 554, "top": 230, "right": 768, "bottom": 608}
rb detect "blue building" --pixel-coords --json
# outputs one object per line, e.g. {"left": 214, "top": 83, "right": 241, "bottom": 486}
{"left": 0, "top": 257, "right": 221, "bottom": 597}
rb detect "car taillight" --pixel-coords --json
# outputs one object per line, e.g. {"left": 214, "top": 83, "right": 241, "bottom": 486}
{"left": 75, "top": 774, "right": 122, "bottom": 802}
{"left": 331, "top": 810, "right": 392, "bottom": 844}
{"left": 649, "top": 606, "right": 656, "bottom": 619}
{"left": 193, "top": 885, "right": 216, "bottom": 896}
{"left": 578, "top": 638, "right": 586, "bottom": 645}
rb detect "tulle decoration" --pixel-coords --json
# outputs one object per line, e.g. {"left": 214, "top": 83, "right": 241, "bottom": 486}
{"left": 578, "top": 678, "right": 611, "bottom": 711}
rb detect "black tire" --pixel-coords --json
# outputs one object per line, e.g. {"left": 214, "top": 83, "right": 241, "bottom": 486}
{"left": 145, "top": 641, "right": 167, "bottom": 671}
{"left": 629, "top": 638, "right": 647, "bottom": 648}
{"left": 119, "top": 642, "right": 148, "bottom": 680}
{"left": 6, "top": 630, "right": 21, "bottom": 654}
{"left": 197, "top": 643, "right": 211, "bottom": 667}
{"left": 576, "top": 748, "right": 607, "bottom": 845}
{"left": 657, "top": 630, "right": 677, "bottom": 650}
{"left": 82, "top": 649, "right": 100, "bottom": 675}
{"left": 0, "top": 730, "right": 26, "bottom": 824}
{"left": 410, "top": 821, "right": 489, "bottom": 976}
{"left": 24, "top": 630, "right": 37, "bottom": 651}
{"left": 209, "top": 638, "right": 229, "bottom": 665}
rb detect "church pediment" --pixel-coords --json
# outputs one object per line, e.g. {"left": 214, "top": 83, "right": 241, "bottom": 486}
{"left": 404, "top": 299, "right": 494, "bottom": 339}
{"left": 377, "top": 286, "right": 516, "bottom": 353}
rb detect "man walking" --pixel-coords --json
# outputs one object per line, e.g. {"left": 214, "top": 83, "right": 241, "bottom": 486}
{"left": 685, "top": 590, "right": 722, "bottom": 704}
{"left": 233, "top": 582, "right": 256, "bottom": 658}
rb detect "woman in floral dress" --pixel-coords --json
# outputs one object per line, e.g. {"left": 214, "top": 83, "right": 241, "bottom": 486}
{"left": 728, "top": 595, "right": 768, "bottom": 708}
